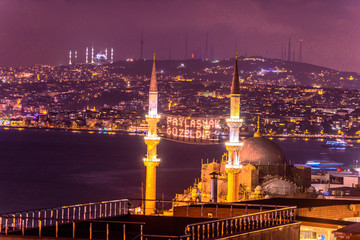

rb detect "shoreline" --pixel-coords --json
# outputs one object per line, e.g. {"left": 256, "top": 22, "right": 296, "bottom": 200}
{"left": 1, "top": 125, "right": 360, "bottom": 141}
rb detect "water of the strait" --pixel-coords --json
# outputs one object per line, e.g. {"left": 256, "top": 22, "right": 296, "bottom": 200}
{"left": 0, "top": 128, "right": 359, "bottom": 213}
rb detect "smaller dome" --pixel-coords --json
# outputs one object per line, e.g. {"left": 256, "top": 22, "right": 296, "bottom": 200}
{"left": 207, "top": 162, "right": 220, "bottom": 173}
{"left": 255, "top": 185, "right": 263, "bottom": 191}
{"left": 307, "top": 186, "right": 316, "bottom": 193}
{"left": 263, "top": 178, "right": 296, "bottom": 195}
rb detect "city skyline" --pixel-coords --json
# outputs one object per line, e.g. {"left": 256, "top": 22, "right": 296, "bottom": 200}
{"left": 0, "top": 0, "right": 359, "bottom": 72}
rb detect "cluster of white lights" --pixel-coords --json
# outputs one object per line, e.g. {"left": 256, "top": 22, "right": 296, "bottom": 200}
{"left": 145, "top": 114, "right": 161, "bottom": 119}
{"left": 144, "top": 136, "right": 161, "bottom": 141}
{"left": 225, "top": 164, "right": 243, "bottom": 169}
{"left": 225, "top": 142, "right": 243, "bottom": 147}
{"left": 143, "top": 157, "right": 160, "bottom": 163}
{"left": 227, "top": 118, "right": 243, "bottom": 122}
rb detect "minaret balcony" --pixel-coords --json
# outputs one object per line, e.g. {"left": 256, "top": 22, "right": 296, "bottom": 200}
{"left": 144, "top": 136, "right": 160, "bottom": 147}
{"left": 143, "top": 156, "right": 160, "bottom": 164}
{"left": 226, "top": 118, "right": 243, "bottom": 123}
{"left": 144, "top": 135, "right": 161, "bottom": 141}
{"left": 225, "top": 163, "right": 242, "bottom": 171}
{"left": 145, "top": 114, "right": 161, "bottom": 119}
{"left": 225, "top": 142, "right": 243, "bottom": 147}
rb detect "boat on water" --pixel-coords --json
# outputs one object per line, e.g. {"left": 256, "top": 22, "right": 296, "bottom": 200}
{"left": 302, "top": 160, "right": 344, "bottom": 173}
{"left": 322, "top": 139, "right": 349, "bottom": 149}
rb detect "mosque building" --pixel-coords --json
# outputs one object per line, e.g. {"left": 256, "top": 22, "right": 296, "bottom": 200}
{"left": 174, "top": 56, "right": 313, "bottom": 204}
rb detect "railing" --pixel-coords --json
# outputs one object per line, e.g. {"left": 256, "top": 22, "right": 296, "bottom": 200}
{"left": 0, "top": 199, "right": 129, "bottom": 234}
{"left": 185, "top": 206, "right": 296, "bottom": 240}
{"left": 0, "top": 217, "right": 144, "bottom": 239}
{"left": 135, "top": 234, "right": 191, "bottom": 240}
{"left": 127, "top": 198, "right": 292, "bottom": 217}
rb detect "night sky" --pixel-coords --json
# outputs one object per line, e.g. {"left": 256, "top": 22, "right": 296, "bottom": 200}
{"left": 0, "top": 0, "right": 359, "bottom": 72}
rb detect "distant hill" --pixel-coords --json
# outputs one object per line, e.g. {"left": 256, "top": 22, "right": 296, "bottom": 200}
{"left": 109, "top": 57, "right": 360, "bottom": 89}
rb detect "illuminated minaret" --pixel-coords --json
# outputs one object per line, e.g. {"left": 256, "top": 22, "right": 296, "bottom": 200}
{"left": 105, "top": 48, "right": 108, "bottom": 59}
{"left": 110, "top": 48, "right": 114, "bottom": 64}
{"left": 225, "top": 53, "right": 243, "bottom": 202}
{"left": 74, "top": 50, "right": 78, "bottom": 65}
{"left": 86, "top": 47, "right": 89, "bottom": 64}
{"left": 91, "top": 46, "right": 94, "bottom": 64}
{"left": 143, "top": 54, "right": 161, "bottom": 214}
{"left": 69, "top": 50, "right": 72, "bottom": 65}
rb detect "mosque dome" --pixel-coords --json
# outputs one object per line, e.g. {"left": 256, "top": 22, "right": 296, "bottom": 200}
{"left": 239, "top": 136, "right": 286, "bottom": 165}
{"left": 207, "top": 161, "right": 220, "bottom": 173}
{"left": 255, "top": 185, "right": 263, "bottom": 193}
{"left": 307, "top": 186, "right": 316, "bottom": 193}
{"left": 262, "top": 178, "right": 297, "bottom": 195}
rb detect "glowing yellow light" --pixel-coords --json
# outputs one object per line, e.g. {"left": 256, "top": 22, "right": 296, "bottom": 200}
{"left": 225, "top": 164, "right": 243, "bottom": 169}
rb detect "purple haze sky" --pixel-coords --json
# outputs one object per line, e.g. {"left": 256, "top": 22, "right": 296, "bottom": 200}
{"left": 0, "top": 0, "right": 359, "bottom": 72}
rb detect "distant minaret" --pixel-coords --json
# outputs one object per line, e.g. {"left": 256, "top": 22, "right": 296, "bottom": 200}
{"left": 91, "top": 46, "right": 94, "bottom": 64}
{"left": 287, "top": 37, "right": 291, "bottom": 61}
{"left": 110, "top": 48, "right": 114, "bottom": 64}
{"left": 299, "top": 39, "right": 303, "bottom": 63}
{"left": 86, "top": 47, "right": 89, "bottom": 64}
{"left": 204, "top": 32, "right": 209, "bottom": 59}
{"left": 225, "top": 53, "right": 243, "bottom": 203}
{"left": 143, "top": 53, "right": 161, "bottom": 214}
{"left": 184, "top": 33, "right": 188, "bottom": 60}
{"left": 140, "top": 28, "right": 144, "bottom": 60}
{"left": 69, "top": 50, "right": 72, "bottom": 65}
{"left": 74, "top": 50, "right": 78, "bottom": 65}
{"left": 105, "top": 48, "right": 108, "bottom": 60}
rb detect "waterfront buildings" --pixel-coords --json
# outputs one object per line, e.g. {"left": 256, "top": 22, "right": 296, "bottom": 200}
{"left": 0, "top": 58, "right": 359, "bottom": 141}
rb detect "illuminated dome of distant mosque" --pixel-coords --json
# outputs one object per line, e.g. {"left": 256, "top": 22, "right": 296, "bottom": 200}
{"left": 95, "top": 53, "right": 107, "bottom": 60}
{"left": 239, "top": 135, "right": 286, "bottom": 165}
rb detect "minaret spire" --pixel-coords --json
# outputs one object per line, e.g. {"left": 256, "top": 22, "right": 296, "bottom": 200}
{"left": 225, "top": 53, "right": 243, "bottom": 202}
{"left": 149, "top": 53, "right": 157, "bottom": 92}
{"left": 143, "top": 52, "right": 161, "bottom": 214}
{"left": 231, "top": 53, "right": 240, "bottom": 94}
